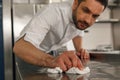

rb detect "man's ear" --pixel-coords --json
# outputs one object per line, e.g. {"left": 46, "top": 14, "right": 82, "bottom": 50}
{"left": 72, "top": 0, "right": 79, "bottom": 10}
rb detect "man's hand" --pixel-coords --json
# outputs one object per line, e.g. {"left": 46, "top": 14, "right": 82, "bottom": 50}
{"left": 76, "top": 48, "right": 90, "bottom": 59}
{"left": 51, "top": 51, "right": 84, "bottom": 71}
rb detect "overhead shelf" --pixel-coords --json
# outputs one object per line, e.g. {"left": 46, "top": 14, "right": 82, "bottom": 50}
{"left": 95, "top": 19, "right": 120, "bottom": 23}
{"left": 108, "top": 3, "right": 120, "bottom": 8}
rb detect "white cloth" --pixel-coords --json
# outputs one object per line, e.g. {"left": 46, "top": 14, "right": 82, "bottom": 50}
{"left": 47, "top": 72, "right": 90, "bottom": 80}
{"left": 47, "top": 67, "right": 90, "bottom": 74}
{"left": 47, "top": 67, "right": 63, "bottom": 74}
{"left": 17, "top": 1, "right": 84, "bottom": 53}
{"left": 66, "top": 67, "right": 90, "bottom": 74}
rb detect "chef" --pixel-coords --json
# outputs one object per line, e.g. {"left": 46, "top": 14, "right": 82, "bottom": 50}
{"left": 13, "top": 0, "right": 108, "bottom": 72}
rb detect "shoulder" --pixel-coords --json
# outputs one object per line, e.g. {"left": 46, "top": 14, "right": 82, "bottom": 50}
{"left": 43, "top": 2, "right": 72, "bottom": 15}
{"left": 35, "top": 2, "right": 72, "bottom": 17}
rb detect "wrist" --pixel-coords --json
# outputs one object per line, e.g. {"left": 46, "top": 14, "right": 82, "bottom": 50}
{"left": 37, "top": 54, "right": 55, "bottom": 68}
{"left": 45, "top": 56, "right": 56, "bottom": 68}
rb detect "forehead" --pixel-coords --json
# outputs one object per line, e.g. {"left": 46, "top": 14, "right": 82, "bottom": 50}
{"left": 79, "top": 0, "right": 104, "bottom": 14}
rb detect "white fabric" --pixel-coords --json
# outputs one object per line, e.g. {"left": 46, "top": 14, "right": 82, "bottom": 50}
{"left": 66, "top": 67, "right": 90, "bottom": 74}
{"left": 47, "top": 72, "right": 90, "bottom": 80}
{"left": 17, "top": 2, "right": 84, "bottom": 53}
{"left": 47, "top": 67, "right": 63, "bottom": 74}
{"left": 47, "top": 67, "right": 90, "bottom": 74}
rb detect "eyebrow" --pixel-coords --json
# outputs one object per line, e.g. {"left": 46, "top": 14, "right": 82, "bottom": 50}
{"left": 83, "top": 6, "right": 100, "bottom": 17}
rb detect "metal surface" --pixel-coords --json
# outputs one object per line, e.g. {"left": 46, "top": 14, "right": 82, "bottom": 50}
{"left": 3, "top": 0, "right": 14, "bottom": 80}
{"left": 30, "top": 0, "right": 49, "bottom": 4}
{"left": 0, "top": 1, "right": 4, "bottom": 80}
{"left": 96, "top": 19, "right": 120, "bottom": 23}
{"left": 18, "top": 54, "right": 120, "bottom": 80}
{"left": 13, "top": 0, "right": 28, "bottom": 4}
{"left": 112, "top": 7, "right": 120, "bottom": 50}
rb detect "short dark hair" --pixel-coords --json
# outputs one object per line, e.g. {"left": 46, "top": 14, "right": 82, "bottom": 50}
{"left": 78, "top": 0, "right": 108, "bottom": 10}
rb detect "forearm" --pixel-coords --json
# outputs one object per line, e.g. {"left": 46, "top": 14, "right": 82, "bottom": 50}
{"left": 73, "top": 36, "right": 89, "bottom": 58}
{"left": 13, "top": 37, "right": 55, "bottom": 68}
{"left": 73, "top": 36, "right": 82, "bottom": 52}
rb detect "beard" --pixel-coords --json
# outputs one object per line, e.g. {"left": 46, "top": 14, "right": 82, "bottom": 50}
{"left": 72, "top": 9, "right": 89, "bottom": 30}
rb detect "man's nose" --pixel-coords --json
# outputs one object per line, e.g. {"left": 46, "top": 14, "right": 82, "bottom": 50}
{"left": 84, "top": 14, "right": 92, "bottom": 25}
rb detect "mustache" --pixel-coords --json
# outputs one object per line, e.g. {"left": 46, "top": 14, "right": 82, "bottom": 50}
{"left": 77, "top": 21, "right": 89, "bottom": 28}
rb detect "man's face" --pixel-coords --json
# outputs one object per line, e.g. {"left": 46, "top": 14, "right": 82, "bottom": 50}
{"left": 72, "top": 0, "right": 104, "bottom": 30}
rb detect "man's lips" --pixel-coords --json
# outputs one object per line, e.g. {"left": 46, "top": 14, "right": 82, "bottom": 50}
{"left": 78, "top": 23, "right": 86, "bottom": 29}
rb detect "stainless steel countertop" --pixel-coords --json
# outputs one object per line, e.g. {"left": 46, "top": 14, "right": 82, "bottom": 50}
{"left": 18, "top": 54, "right": 120, "bottom": 80}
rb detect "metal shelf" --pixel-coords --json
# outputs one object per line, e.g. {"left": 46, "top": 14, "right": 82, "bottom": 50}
{"left": 108, "top": 3, "right": 120, "bottom": 8}
{"left": 88, "top": 50, "right": 120, "bottom": 54}
{"left": 95, "top": 19, "right": 120, "bottom": 23}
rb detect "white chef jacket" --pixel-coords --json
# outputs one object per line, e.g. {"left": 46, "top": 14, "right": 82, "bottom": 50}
{"left": 18, "top": 1, "right": 84, "bottom": 53}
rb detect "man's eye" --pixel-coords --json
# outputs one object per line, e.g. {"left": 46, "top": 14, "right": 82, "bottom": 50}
{"left": 93, "top": 15, "right": 99, "bottom": 19}
{"left": 83, "top": 8, "right": 90, "bottom": 13}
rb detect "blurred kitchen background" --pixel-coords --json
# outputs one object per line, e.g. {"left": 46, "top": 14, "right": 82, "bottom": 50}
{"left": 1, "top": 0, "right": 120, "bottom": 80}
{"left": 12, "top": 0, "right": 120, "bottom": 53}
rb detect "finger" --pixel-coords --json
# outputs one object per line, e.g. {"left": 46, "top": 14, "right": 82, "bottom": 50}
{"left": 80, "top": 58, "right": 85, "bottom": 66}
{"left": 59, "top": 60, "right": 67, "bottom": 71}
{"left": 82, "top": 49, "right": 89, "bottom": 59}
{"left": 64, "top": 56, "right": 72, "bottom": 69}
{"left": 84, "top": 58, "right": 90, "bottom": 64}
{"left": 84, "top": 53, "right": 89, "bottom": 59}
{"left": 55, "top": 56, "right": 67, "bottom": 71}
{"left": 68, "top": 52, "right": 78, "bottom": 67}
{"left": 77, "top": 58, "right": 84, "bottom": 70}
{"left": 65, "top": 51, "right": 78, "bottom": 67}
{"left": 80, "top": 49, "right": 85, "bottom": 59}
{"left": 71, "top": 55, "right": 78, "bottom": 67}
{"left": 76, "top": 52, "right": 81, "bottom": 56}
{"left": 61, "top": 52, "right": 72, "bottom": 69}
{"left": 80, "top": 57, "right": 90, "bottom": 66}
{"left": 84, "top": 50, "right": 90, "bottom": 59}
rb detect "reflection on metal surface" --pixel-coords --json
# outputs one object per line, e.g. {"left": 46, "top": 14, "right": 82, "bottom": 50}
{"left": 17, "top": 54, "right": 120, "bottom": 80}
{"left": 88, "top": 54, "right": 120, "bottom": 80}
{"left": 16, "top": 62, "right": 23, "bottom": 80}
{"left": 23, "top": 73, "right": 90, "bottom": 80}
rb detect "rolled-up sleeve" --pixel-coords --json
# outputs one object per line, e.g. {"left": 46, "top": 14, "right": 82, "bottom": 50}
{"left": 77, "top": 30, "right": 85, "bottom": 37}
